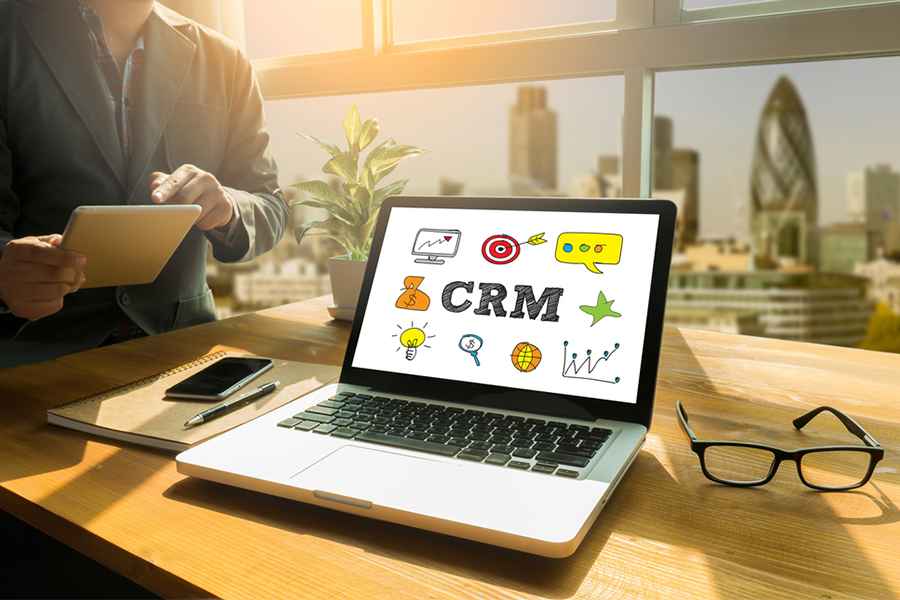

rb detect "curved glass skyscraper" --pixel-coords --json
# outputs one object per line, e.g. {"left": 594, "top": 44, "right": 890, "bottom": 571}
{"left": 750, "top": 76, "right": 819, "bottom": 267}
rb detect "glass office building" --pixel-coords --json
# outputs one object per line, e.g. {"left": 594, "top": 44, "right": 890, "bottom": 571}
{"left": 667, "top": 271, "right": 873, "bottom": 346}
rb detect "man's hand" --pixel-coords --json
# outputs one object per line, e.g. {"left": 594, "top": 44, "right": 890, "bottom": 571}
{"left": 150, "top": 165, "right": 237, "bottom": 231}
{"left": 0, "top": 235, "right": 86, "bottom": 320}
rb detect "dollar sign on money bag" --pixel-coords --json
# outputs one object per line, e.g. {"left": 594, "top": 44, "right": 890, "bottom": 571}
{"left": 395, "top": 275, "right": 430, "bottom": 311}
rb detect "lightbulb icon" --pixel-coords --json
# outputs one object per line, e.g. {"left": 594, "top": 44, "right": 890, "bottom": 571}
{"left": 394, "top": 322, "right": 433, "bottom": 361}
{"left": 399, "top": 327, "right": 426, "bottom": 360}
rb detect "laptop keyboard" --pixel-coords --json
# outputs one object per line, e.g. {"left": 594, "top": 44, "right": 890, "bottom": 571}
{"left": 277, "top": 391, "right": 613, "bottom": 478}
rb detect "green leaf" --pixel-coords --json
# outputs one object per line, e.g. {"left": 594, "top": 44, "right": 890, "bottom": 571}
{"left": 367, "top": 143, "right": 424, "bottom": 179}
{"left": 293, "top": 218, "right": 331, "bottom": 246}
{"left": 351, "top": 185, "right": 372, "bottom": 225}
{"left": 292, "top": 179, "right": 339, "bottom": 202}
{"left": 291, "top": 180, "right": 359, "bottom": 224}
{"left": 361, "top": 165, "right": 375, "bottom": 192}
{"left": 358, "top": 118, "right": 380, "bottom": 150}
{"left": 297, "top": 133, "right": 341, "bottom": 158}
{"left": 348, "top": 248, "right": 368, "bottom": 261}
{"left": 343, "top": 105, "right": 362, "bottom": 150}
{"left": 294, "top": 198, "right": 356, "bottom": 225}
{"left": 371, "top": 163, "right": 398, "bottom": 187}
{"left": 372, "top": 178, "right": 409, "bottom": 207}
{"left": 361, "top": 139, "right": 397, "bottom": 186}
{"left": 322, "top": 152, "right": 358, "bottom": 183}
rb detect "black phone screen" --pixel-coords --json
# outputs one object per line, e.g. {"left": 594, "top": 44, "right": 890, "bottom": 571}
{"left": 166, "top": 357, "right": 273, "bottom": 398}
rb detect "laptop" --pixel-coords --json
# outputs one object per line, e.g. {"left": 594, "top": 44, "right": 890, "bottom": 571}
{"left": 176, "top": 197, "right": 676, "bottom": 557}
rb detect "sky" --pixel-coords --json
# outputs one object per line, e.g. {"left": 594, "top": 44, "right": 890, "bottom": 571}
{"left": 244, "top": 2, "right": 900, "bottom": 240}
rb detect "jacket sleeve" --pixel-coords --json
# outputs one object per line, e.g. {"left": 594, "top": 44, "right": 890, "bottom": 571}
{"left": 0, "top": 117, "right": 17, "bottom": 250}
{"left": 0, "top": 5, "right": 16, "bottom": 251}
{"left": 0, "top": 119, "right": 13, "bottom": 314}
{"left": 205, "top": 48, "right": 288, "bottom": 263}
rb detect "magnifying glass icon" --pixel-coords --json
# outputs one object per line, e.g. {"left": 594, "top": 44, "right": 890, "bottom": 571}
{"left": 458, "top": 334, "right": 483, "bottom": 366}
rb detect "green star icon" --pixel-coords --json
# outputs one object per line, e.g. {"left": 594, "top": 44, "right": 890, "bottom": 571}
{"left": 579, "top": 291, "right": 622, "bottom": 326}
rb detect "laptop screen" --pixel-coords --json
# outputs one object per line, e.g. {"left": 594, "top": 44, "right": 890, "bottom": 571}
{"left": 351, "top": 206, "right": 661, "bottom": 405}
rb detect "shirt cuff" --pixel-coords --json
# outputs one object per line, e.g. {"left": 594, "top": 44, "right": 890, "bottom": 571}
{"left": 206, "top": 191, "right": 243, "bottom": 243}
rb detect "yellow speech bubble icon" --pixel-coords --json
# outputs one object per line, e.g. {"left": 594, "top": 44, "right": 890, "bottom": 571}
{"left": 555, "top": 233, "right": 623, "bottom": 274}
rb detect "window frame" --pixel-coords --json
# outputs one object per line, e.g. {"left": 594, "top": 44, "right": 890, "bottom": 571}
{"left": 680, "top": 0, "right": 900, "bottom": 23}
{"left": 244, "top": 0, "right": 900, "bottom": 198}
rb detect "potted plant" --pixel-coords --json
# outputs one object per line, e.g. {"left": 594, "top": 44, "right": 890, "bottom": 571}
{"left": 291, "top": 106, "right": 423, "bottom": 320}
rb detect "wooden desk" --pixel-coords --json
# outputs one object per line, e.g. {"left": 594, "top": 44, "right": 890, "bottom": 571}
{"left": 1, "top": 296, "right": 898, "bottom": 599}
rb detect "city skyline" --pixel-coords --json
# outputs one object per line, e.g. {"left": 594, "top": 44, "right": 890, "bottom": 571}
{"left": 220, "top": 3, "right": 900, "bottom": 354}
{"left": 262, "top": 57, "right": 900, "bottom": 241}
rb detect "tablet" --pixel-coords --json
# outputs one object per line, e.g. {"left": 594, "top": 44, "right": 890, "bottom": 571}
{"left": 61, "top": 205, "right": 201, "bottom": 289}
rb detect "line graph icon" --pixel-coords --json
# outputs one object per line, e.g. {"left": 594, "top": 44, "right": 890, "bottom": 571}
{"left": 411, "top": 228, "right": 461, "bottom": 265}
{"left": 561, "top": 340, "right": 621, "bottom": 384}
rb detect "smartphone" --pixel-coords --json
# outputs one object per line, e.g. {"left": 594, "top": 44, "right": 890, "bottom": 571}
{"left": 165, "top": 357, "right": 274, "bottom": 400}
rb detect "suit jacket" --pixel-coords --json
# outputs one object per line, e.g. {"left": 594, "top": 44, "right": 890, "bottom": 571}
{"left": 0, "top": 1, "right": 288, "bottom": 365}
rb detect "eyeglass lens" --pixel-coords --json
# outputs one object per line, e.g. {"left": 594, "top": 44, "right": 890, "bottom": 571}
{"left": 800, "top": 450, "right": 872, "bottom": 489}
{"left": 703, "top": 446, "right": 775, "bottom": 484}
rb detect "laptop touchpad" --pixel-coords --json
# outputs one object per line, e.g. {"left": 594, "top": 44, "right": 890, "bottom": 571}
{"left": 289, "top": 444, "right": 606, "bottom": 539}
{"left": 291, "top": 445, "right": 451, "bottom": 507}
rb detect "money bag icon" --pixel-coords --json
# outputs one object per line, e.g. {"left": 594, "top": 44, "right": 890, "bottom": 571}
{"left": 395, "top": 275, "right": 430, "bottom": 311}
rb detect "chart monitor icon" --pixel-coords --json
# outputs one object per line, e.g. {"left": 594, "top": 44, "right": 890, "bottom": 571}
{"left": 411, "top": 228, "right": 461, "bottom": 265}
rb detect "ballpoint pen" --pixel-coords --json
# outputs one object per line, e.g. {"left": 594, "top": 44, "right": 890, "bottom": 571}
{"left": 184, "top": 380, "right": 280, "bottom": 428}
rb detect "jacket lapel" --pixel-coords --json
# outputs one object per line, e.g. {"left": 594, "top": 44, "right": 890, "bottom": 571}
{"left": 125, "top": 6, "right": 196, "bottom": 204}
{"left": 21, "top": 2, "right": 127, "bottom": 189}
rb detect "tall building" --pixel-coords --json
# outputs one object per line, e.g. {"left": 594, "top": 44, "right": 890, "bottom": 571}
{"left": 819, "top": 222, "right": 868, "bottom": 274}
{"left": 749, "top": 76, "right": 819, "bottom": 267}
{"left": 509, "top": 86, "right": 558, "bottom": 192}
{"left": 596, "top": 155, "right": 620, "bottom": 198}
{"left": 643, "top": 116, "right": 700, "bottom": 248}
{"left": 672, "top": 148, "right": 700, "bottom": 246}
{"left": 438, "top": 177, "right": 465, "bottom": 195}
{"left": 653, "top": 116, "right": 674, "bottom": 190}
{"left": 846, "top": 164, "right": 900, "bottom": 255}
{"left": 597, "top": 155, "right": 619, "bottom": 178}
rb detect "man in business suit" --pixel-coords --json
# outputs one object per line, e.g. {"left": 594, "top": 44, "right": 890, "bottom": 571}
{"left": 0, "top": 0, "right": 288, "bottom": 367}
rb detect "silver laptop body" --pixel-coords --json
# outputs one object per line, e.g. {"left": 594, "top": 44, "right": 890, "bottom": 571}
{"left": 177, "top": 197, "right": 676, "bottom": 557}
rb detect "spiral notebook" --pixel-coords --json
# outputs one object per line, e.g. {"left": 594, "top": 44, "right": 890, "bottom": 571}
{"left": 47, "top": 351, "right": 341, "bottom": 452}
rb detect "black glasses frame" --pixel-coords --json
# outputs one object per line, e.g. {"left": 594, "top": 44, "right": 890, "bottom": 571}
{"left": 676, "top": 401, "right": 884, "bottom": 491}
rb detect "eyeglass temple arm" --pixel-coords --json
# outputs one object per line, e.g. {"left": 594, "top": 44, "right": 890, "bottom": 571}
{"left": 793, "top": 406, "right": 881, "bottom": 447}
{"left": 676, "top": 401, "right": 698, "bottom": 441}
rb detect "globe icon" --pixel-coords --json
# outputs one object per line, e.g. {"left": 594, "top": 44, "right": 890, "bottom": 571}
{"left": 511, "top": 342, "right": 542, "bottom": 372}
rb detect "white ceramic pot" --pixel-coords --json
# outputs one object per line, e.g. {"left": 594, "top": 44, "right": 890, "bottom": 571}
{"left": 327, "top": 256, "right": 367, "bottom": 320}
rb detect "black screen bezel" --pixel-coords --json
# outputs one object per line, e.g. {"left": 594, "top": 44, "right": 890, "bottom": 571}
{"left": 339, "top": 197, "right": 676, "bottom": 428}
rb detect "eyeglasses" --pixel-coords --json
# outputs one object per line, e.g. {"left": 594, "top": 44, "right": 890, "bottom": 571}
{"left": 676, "top": 401, "right": 884, "bottom": 491}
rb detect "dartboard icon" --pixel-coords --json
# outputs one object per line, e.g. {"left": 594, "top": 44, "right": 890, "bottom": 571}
{"left": 481, "top": 234, "right": 521, "bottom": 265}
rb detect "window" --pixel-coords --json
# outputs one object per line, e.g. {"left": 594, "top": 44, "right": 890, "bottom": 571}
{"left": 390, "top": 0, "right": 616, "bottom": 44}
{"left": 684, "top": 0, "right": 769, "bottom": 7}
{"left": 209, "top": 77, "right": 621, "bottom": 317}
{"left": 265, "top": 77, "right": 623, "bottom": 197}
{"left": 243, "top": 0, "right": 363, "bottom": 59}
{"left": 654, "top": 58, "right": 900, "bottom": 240}
{"left": 215, "top": 0, "right": 900, "bottom": 353}
{"left": 682, "top": 0, "right": 900, "bottom": 21}
{"left": 656, "top": 58, "right": 896, "bottom": 346}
